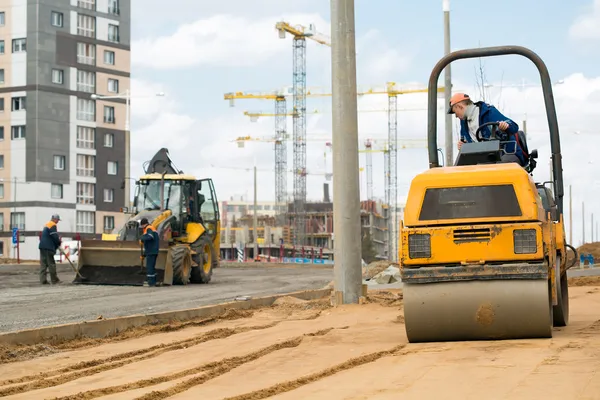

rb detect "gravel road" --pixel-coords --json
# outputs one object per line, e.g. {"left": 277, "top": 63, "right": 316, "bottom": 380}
{"left": 0, "top": 263, "right": 332, "bottom": 333}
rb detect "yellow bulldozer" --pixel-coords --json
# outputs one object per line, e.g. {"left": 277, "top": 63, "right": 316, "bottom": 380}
{"left": 73, "top": 148, "right": 221, "bottom": 286}
{"left": 399, "top": 45, "right": 578, "bottom": 343}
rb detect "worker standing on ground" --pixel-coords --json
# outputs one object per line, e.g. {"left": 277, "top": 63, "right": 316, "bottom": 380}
{"left": 139, "top": 217, "right": 159, "bottom": 287}
{"left": 449, "top": 93, "right": 525, "bottom": 165}
{"left": 39, "top": 214, "right": 62, "bottom": 285}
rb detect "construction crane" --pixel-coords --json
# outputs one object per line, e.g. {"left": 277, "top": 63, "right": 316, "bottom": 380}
{"left": 276, "top": 21, "right": 331, "bottom": 246}
{"left": 226, "top": 81, "right": 445, "bottom": 248}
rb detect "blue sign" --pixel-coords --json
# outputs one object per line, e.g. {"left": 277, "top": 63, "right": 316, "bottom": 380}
{"left": 11, "top": 227, "right": 18, "bottom": 244}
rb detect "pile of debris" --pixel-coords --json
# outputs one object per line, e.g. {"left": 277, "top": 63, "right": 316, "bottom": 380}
{"left": 362, "top": 260, "right": 401, "bottom": 285}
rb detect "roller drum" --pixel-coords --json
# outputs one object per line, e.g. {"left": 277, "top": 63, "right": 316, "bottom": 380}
{"left": 403, "top": 279, "right": 553, "bottom": 343}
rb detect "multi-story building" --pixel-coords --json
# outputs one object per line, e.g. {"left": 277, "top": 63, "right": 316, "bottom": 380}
{"left": 0, "top": 0, "right": 130, "bottom": 259}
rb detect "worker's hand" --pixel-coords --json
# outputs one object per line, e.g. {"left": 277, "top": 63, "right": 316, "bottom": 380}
{"left": 498, "top": 121, "right": 509, "bottom": 131}
{"left": 457, "top": 140, "right": 463, "bottom": 150}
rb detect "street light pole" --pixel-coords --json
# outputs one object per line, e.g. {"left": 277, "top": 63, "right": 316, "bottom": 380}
{"left": 253, "top": 160, "right": 258, "bottom": 260}
{"left": 331, "top": 0, "right": 362, "bottom": 305}
{"left": 443, "top": 0, "right": 453, "bottom": 167}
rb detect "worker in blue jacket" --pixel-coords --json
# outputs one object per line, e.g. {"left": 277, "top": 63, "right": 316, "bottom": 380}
{"left": 449, "top": 93, "right": 525, "bottom": 165}
{"left": 139, "top": 217, "right": 159, "bottom": 287}
{"left": 39, "top": 214, "right": 62, "bottom": 284}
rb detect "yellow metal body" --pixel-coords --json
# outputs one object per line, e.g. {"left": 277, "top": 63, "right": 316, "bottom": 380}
{"left": 399, "top": 163, "right": 566, "bottom": 305}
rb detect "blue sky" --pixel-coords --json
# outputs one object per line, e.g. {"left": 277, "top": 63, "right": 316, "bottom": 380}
{"left": 128, "top": 0, "right": 600, "bottom": 246}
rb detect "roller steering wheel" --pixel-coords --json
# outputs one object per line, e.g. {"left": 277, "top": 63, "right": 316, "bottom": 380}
{"left": 475, "top": 121, "right": 502, "bottom": 142}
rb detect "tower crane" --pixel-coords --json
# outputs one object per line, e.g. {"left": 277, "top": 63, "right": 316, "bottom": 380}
{"left": 226, "top": 81, "right": 445, "bottom": 249}
{"left": 276, "top": 21, "right": 331, "bottom": 246}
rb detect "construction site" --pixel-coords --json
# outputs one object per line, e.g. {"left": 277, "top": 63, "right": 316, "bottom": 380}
{"left": 2, "top": 1, "right": 600, "bottom": 399}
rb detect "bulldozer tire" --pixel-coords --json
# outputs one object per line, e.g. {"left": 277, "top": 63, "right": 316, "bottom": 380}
{"left": 190, "top": 235, "right": 216, "bottom": 284}
{"left": 171, "top": 245, "right": 192, "bottom": 285}
{"left": 552, "top": 254, "right": 569, "bottom": 327}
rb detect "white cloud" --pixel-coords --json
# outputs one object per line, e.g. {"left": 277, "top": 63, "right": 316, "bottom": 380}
{"left": 131, "top": 13, "right": 331, "bottom": 69}
{"left": 569, "top": 0, "right": 600, "bottom": 40}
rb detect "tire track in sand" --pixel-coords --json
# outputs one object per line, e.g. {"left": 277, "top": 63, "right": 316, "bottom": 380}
{"left": 0, "top": 309, "right": 257, "bottom": 366}
{"left": 172, "top": 343, "right": 407, "bottom": 400}
{"left": 0, "top": 310, "right": 326, "bottom": 397}
{"left": 53, "top": 328, "right": 343, "bottom": 400}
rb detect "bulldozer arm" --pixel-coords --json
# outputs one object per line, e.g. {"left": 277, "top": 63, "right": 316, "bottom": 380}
{"left": 74, "top": 239, "right": 173, "bottom": 286}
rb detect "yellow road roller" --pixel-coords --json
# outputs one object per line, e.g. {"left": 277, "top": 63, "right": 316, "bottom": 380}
{"left": 399, "top": 45, "right": 576, "bottom": 342}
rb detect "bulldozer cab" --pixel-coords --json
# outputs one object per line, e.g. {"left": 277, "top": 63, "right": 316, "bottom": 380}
{"left": 195, "top": 178, "right": 220, "bottom": 242}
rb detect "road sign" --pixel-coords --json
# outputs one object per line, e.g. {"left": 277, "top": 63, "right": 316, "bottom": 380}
{"left": 11, "top": 228, "right": 18, "bottom": 245}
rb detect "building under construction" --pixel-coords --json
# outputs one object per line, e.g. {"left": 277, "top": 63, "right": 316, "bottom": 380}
{"left": 219, "top": 183, "right": 397, "bottom": 262}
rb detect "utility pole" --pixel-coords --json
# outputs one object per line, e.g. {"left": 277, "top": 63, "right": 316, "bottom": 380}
{"left": 253, "top": 164, "right": 258, "bottom": 260}
{"left": 582, "top": 201, "right": 585, "bottom": 245}
{"left": 443, "top": 0, "right": 453, "bottom": 166}
{"left": 592, "top": 213, "right": 595, "bottom": 242}
{"left": 331, "top": 0, "right": 362, "bottom": 305}
{"left": 569, "top": 185, "right": 572, "bottom": 245}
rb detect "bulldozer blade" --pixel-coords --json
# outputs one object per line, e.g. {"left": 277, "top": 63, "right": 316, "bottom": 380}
{"left": 74, "top": 240, "right": 169, "bottom": 286}
{"left": 401, "top": 262, "right": 553, "bottom": 343}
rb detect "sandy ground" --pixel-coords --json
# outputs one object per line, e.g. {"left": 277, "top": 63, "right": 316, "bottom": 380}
{"left": 0, "top": 277, "right": 599, "bottom": 399}
{"left": 0, "top": 264, "right": 332, "bottom": 333}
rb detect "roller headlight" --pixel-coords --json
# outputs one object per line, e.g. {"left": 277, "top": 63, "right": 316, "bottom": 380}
{"left": 513, "top": 229, "right": 537, "bottom": 254}
{"left": 408, "top": 233, "right": 431, "bottom": 258}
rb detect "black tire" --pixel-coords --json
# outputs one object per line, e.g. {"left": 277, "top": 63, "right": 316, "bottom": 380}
{"left": 552, "top": 254, "right": 569, "bottom": 327}
{"left": 171, "top": 245, "right": 192, "bottom": 285}
{"left": 190, "top": 235, "right": 217, "bottom": 284}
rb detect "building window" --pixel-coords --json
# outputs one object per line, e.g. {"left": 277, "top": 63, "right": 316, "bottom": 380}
{"left": 0, "top": 127, "right": 4, "bottom": 140}
{"left": 0, "top": 155, "right": 3, "bottom": 169}
{"left": 10, "top": 212, "right": 25, "bottom": 230}
{"left": 51, "top": 183, "right": 63, "bottom": 199}
{"left": 51, "top": 69, "right": 64, "bottom": 84}
{"left": 107, "top": 161, "right": 117, "bottom": 175}
{"left": 76, "top": 70, "right": 95, "bottom": 93}
{"left": 103, "top": 106, "right": 115, "bottom": 123}
{"left": 0, "top": 41, "right": 4, "bottom": 54}
{"left": 0, "top": 184, "right": 3, "bottom": 199}
{"left": 0, "top": 12, "right": 4, "bottom": 26}
{"left": 11, "top": 126, "right": 25, "bottom": 140}
{"left": 76, "top": 126, "right": 95, "bottom": 149}
{"left": 103, "top": 188, "right": 114, "bottom": 202}
{"left": 77, "top": 42, "right": 95, "bottom": 65}
{"left": 103, "top": 216, "right": 115, "bottom": 232}
{"left": 0, "top": 214, "right": 4, "bottom": 233}
{"left": 0, "top": 69, "right": 4, "bottom": 84}
{"left": 53, "top": 155, "right": 65, "bottom": 170}
{"left": 104, "top": 132, "right": 113, "bottom": 147}
{"left": 108, "top": 0, "right": 119, "bottom": 14}
{"left": 76, "top": 182, "right": 95, "bottom": 205}
{"left": 76, "top": 210, "right": 95, "bottom": 233}
{"left": 77, "top": 98, "right": 95, "bottom": 121}
{"left": 76, "top": 154, "right": 95, "bottom": 177}
{"left": 77, "top": 14, "right": 96, "bottom": 38}
{"left": 107, "top": 79, "right": 118, "bottom": 93}
{"left": 12, "top": 38, "right": 26, "bottom": 53}
{"left": 0, "top": 98, "right": 3, "bottom": 111}
{"left": 104, "top": 50, "right": 115, "bottom": 65}
{"left": 51, "top": 11, "right": 63, "bottom": 27}
{"left": 108, "top": 24, "right": 119, "bottom": 43}
{"left": 77, "top": 0, "right": 96, "bottom": 10}
{"left": 11, "top": 97, "right": 25, "bottom": 111}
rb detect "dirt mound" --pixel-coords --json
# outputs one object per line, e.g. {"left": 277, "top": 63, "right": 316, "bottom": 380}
{"left": 362, "top": 260, "right": 398, "bottom": 279}
{"left": 567, "top": 242, "right": 600, "bottom": 266}
{"left": 273, "top": 296, "right": 308, "bottom": 306}
{"left": 568, "top": 276, "right": 600, "bottom": 287}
